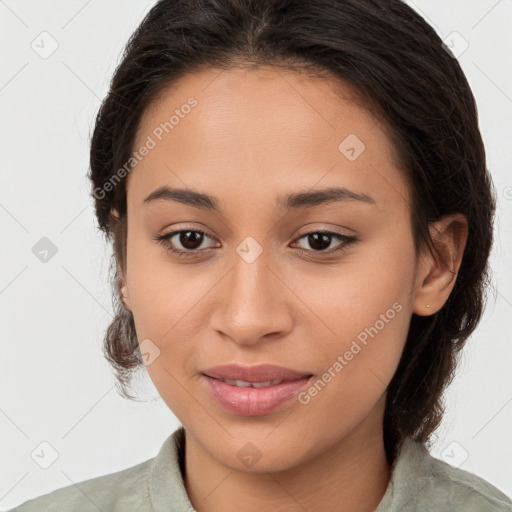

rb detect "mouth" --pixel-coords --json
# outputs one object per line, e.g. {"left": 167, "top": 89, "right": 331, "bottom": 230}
{"left": 202, "top": 375, "right": 312, "bottom": 388}
{"left": 199, "top": 364, "right": 315, "bottom": 416}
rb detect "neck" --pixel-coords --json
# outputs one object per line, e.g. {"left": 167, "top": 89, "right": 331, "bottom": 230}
{"left": 183, "top": 401, "right": 391, "bottom": 512}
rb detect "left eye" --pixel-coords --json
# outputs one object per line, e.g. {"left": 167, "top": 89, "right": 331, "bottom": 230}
{"left": 153, "top": 229, "right": 358, "bottom": 257}
{"left": 292, "top": 231, "right": 358, "bottom": 254}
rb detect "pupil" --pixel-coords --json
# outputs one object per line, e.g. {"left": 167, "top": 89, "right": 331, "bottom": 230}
{"left": 180, "top": 231, "right": 203, "bottom": 249}
{"left": 309, "top": 233, "right": 331, "bottom": 251}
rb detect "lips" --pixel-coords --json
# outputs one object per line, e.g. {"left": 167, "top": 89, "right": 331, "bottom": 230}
{"left": 201, "top": 363, "right": 313, "bottom": 383}
{"left": 200, "top": 363, "right": 315, "bottom": 415}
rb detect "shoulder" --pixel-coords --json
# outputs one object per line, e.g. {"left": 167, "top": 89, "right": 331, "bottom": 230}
{"left": 7, "top": 456, "right": 154, "bottom": 512}
{"left": 7, "top": 427, "right": 187, "bottom": 512}
{"left": 424, "top": 454, "right": 512, "bottom": 511}
{"left": 384, "top": 438, "right": 512, "bottom": 511}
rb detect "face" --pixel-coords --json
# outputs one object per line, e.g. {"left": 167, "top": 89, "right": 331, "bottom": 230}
{"left": 119, "top": 66, "right": 421, "bottom": 472}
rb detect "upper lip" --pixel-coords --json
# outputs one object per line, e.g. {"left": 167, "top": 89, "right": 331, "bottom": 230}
{"left": 201, "top": 364, "right": 313, "bottom": 383}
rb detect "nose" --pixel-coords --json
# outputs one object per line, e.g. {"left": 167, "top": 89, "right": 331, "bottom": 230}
{"left": 209, "top": 245, "right": 294, "bottom": 346}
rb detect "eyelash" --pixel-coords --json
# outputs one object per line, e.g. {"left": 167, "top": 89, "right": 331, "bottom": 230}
{"left": 152, "top": 229, "right": 359, "bottom": 258}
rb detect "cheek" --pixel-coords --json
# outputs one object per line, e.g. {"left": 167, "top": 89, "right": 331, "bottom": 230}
{"left": 302, "top": 235, "right": 414, "bottom": 343}
{"left": 296, "top": 286, "right": 412, "bottom": 443}
{"left": 295, "top": 233, "right": 415, "bottom": 401}
{"left": 124, "top": 225, "right": 182, "bottom": 332}
{"left": 123, "top": 228, "right": 211, "bottom": 381}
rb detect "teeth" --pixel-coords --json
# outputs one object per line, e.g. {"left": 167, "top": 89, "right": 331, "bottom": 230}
{"left": 252, "top": 379, "right": 283, "bottom": 387}
{"left": 221, "top": 378, "right": 283, "bottom": 388}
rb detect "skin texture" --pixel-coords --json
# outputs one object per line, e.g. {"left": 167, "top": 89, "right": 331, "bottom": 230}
{"left": 116, "top": 67, "right": 468, "bottom": 512}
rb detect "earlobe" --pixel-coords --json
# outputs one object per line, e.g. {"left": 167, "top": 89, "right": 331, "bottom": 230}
{"left": 412, "top": 213, "right": 468, "bottom": 316}
{"left": 119, "top": 276, "right": 131, "bottom": 311}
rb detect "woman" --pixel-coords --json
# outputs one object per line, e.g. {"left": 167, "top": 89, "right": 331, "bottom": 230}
{"left": 10, "top": 0, "right": 512, "bottom": 510}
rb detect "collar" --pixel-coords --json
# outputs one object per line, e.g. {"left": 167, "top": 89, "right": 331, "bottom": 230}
{"left": 149, "top": 426, "right": 192, "bottom": 512}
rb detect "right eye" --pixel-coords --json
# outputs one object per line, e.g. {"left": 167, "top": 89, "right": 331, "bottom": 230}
{"left": 153, "top": 229, "right": 219, "bottom": 257}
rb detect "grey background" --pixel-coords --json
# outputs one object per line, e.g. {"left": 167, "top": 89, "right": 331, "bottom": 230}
{"left": 0, "top": 0, "right": 511, "bottom": 509}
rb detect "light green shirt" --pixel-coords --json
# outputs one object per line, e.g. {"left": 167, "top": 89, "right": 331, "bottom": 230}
{"left": 8, "top": 426, "right": 512, "bottom": 511}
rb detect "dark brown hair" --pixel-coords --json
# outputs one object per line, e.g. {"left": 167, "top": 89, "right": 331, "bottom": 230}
{"left": 88, "top": 0, "right": 496, "bottom": 464}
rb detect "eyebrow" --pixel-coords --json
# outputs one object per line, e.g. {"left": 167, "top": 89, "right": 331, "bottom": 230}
{"left": 142, "top": 185, "right": 376, "bottom": 211}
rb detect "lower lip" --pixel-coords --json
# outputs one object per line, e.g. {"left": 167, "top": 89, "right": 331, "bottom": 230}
{"left": 202, "top": 374, "right": 313, "bottom": 416}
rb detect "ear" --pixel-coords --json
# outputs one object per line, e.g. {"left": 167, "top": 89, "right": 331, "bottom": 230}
{"left": 111, "top": 207, "right": 132, "bottom": 312}
{"left": 119, "top": 273, "right": 131, "bottom": 312}
{"left": 412, "top": 213, "right": 468, "bottom": 316}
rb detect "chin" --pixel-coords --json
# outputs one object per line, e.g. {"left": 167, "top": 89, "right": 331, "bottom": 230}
{"left": 202, "top": 431, "right": 313, "bottom": 474}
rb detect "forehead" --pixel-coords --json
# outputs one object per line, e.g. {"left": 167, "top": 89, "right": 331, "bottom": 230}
{"left": 127, "top": 66, "right": 409, "bottom": 214}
